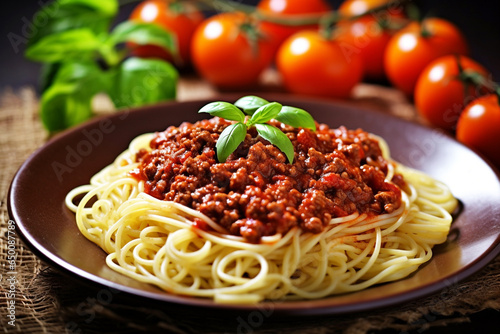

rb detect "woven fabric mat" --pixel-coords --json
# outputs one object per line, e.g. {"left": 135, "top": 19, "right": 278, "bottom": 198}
{"left": 1, "top": 82, "right": 500, "bottom": 334}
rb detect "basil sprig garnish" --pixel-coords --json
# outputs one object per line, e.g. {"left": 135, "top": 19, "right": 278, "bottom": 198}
{"left": 23, "top": 0, "right": 179, "bottom": 132}
{"left": 199, "top": 96, "right": 316, "bottom": 164}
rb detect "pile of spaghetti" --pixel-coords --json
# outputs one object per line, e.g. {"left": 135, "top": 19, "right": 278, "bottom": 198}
{"left": 66, "top": 116, "right": 457, "bottom": 303}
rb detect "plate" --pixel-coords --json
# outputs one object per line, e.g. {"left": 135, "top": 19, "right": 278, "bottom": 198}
{"left": 8, "top": 94, "right": 500, "bottom": 316}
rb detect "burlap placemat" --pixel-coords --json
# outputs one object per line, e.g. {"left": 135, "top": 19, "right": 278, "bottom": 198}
{"left": 1, "top": 82, "right": 500, "bottom": 333}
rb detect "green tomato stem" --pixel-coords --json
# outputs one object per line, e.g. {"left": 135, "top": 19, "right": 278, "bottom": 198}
{"left": 459, "top": 67, "right": 500, "bottom": 106}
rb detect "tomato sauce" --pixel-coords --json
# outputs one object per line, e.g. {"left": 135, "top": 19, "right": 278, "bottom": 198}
{"left": 132, "top": 118, "right": 403, "bottom": 243}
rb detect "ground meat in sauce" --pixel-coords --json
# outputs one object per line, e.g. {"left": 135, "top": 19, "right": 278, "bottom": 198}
{"left": 132, "top": 117, "right": 403, "bottom": 243}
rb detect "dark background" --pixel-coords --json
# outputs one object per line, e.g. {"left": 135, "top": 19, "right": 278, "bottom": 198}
{"left": 1, "top": 0, "right": 499, "bottom": 91}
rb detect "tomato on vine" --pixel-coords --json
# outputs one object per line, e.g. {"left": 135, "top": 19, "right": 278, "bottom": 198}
{"left": 276, "top": 30, "right": 364, "bottom": 99}
{"left": 414, "top": 55, "right": 490, "bottom": 131}
{"left": 129, "top": 0, "right": 204, "bottom": 68}
{"left": 335, "top": 16, "right": 397, "bottom": 80}
{"left": 190, "top": 12, "right": 274, "bottom": 89}
{"left": 257, "top": 0, "right": 332, "bottom": 54}
{"left": 384, "top": 17, "right": 468, "bottom": 96}
{"left": 337, "top": 0, "right": 406, "bottom": 80}
{"left": 456, "top": 94, "right": 500, "bottom": 167}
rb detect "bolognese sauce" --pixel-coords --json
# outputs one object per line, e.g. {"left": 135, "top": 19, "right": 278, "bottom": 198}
{"left": 131, "top": 117, "right": 403, "bottom": 243}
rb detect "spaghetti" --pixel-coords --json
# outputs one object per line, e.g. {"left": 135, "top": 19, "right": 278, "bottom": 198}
{"left": 66, "top": 121, "right": 456, "bottom": 303}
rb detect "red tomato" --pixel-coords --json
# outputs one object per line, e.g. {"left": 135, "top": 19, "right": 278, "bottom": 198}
{"left": 335, "top": 16, "right": 396, "bottom": 80}
{"left": 129, "top": 0, "right": 204, "bottom": 68}
{"left": 190, "top": 12, "right": 274, "bottom": 89}
{"left": 414, "top": 55, "right": 490, "bottom": 131}
{"left": 257, "top": 0, "right": 332, "bottom": 54}
{"left": 456, "top": 94, "right": 500, "bottom": 167}
{"left": 337, "top": 0, "right": 406, "bottom": 79}
{"left": 384, "top": 18, "right": 468, "bottom": 96}
{"left": 276, "top": 30, "right": 364, "bottom": 99}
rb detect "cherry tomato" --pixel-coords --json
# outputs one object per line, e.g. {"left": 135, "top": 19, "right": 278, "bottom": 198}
{"left": 384, "top": 18, "right": 468, "bottom": 96}
{"left": 190, "top": 12, "right": 274, "bottom": 89}
{"left": 257, "top": 0, "right": 332, "bottom": 54}
{"left": 337, "top": 0, "right": 406, "bottom": 79}
{"left": 335, "top": 16, "right": 397, "bottom": 80}
{"left": 456, "top": 94, "right": 500, "bottom": 167}
{"left": 276, "top": 30, "right": 364, "bottom": 99}
{"left": 338, "top": 0, "right": 405, "bottom": 18}
{"left": 414, "top": 55, "right": 490, "bottom": 131}
{"left": 129, "top": 0, "right": 204, "bottom": 68}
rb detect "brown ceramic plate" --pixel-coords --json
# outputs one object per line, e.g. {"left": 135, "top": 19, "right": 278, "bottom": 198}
{"left": 8, "top": 94, "right": 500, "bottom": 316}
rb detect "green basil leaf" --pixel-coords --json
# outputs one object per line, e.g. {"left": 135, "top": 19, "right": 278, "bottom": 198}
{"left": 234, "top": 95, "right": 269, "bottom": 115}
{"left": 216, "top": 122, "right": 247, "bottom": 163}
{"left": 275, "top": 106, "right": 316, "bottom": 131}
{"left": 25, "top": 29, "right": 101, "bottom": 63}
{"left": 39, "top": 63, "right": 62, "bottom": 93}
{"left": 40, "top": 60, "right": 109, "bottom": 131}
{"left": 40, "top": 83, "right": 93, "bottom": 132}
{"left": 255, "top": 124, "right": 294, "bottom": 163}
{"left": 199, "top": 102, "right": 246, "bottom": 122}
{"left": 53, "top": 60, "right": 110, "bottom": 97}
{"left": 247, "top": 102, "right": 282, "bottom": 127}
{"left": 53, "top": 60, "right": 102, "bottom": 84}
{"left": 108, "top": 57, "right": 178, "bottom": 109}
{"left": 59, "top": 0, "right": 118, "bottom": 17}
{"left": 27, "top": 5, "right": 113, "bottom": 48}
{"left": 109, "top": 21, "right": 177, "bottom": 56}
